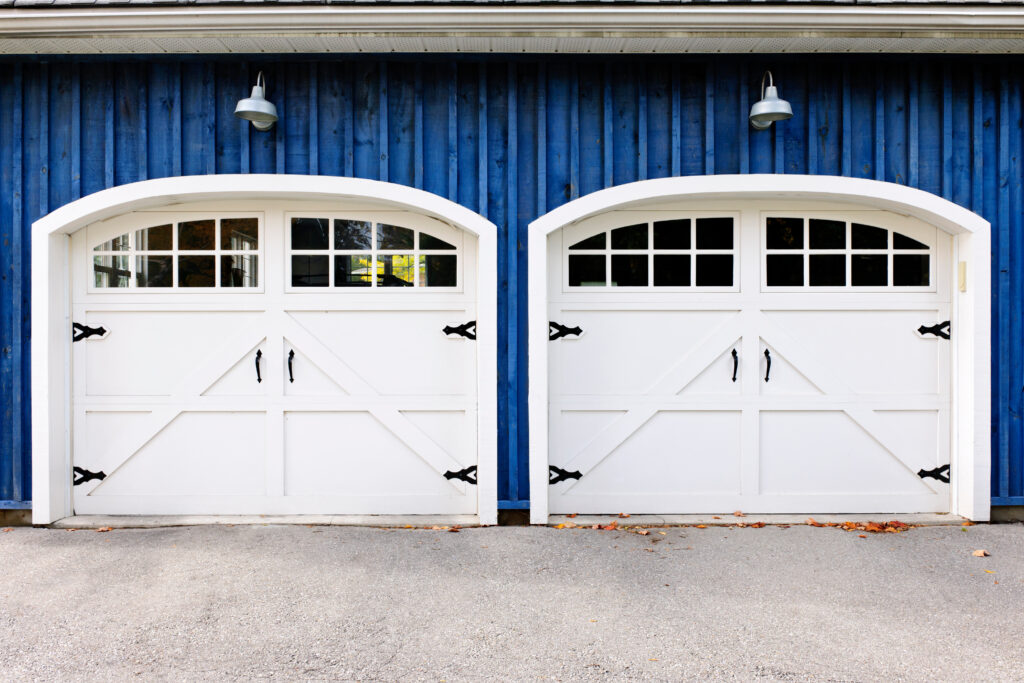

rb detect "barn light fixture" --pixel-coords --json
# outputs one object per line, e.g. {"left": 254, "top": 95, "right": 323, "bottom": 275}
{"left": 749, "top": 71, "right": 793, "bottom": 130}
{"left": 234, "top": 71, "right": 278, "bottom": 131}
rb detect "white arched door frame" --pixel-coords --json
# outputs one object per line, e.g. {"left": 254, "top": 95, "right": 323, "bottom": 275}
{"left": 32, "top": 174, "right": 499, "bottom": 525}
{"left": 528, "top": 175, "right": 991, "bottom": 523}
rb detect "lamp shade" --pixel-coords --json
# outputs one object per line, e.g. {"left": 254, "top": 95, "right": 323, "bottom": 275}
{"left": 235, "top": 72, "right": 278, "bottom": 131}
{"left": 749, "top": 73, "right": 793, "bottom": 130}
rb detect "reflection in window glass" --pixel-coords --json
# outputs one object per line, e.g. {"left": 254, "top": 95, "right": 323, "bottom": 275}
{"left": 611, "top": 254, "right": 648, "bottom": 286}
{"left": 291, "top": 218, "right": 330, "bottom": 250}
{"left": 419, "top": 233, "right": 456, "bottom": 250}
{"left": 893, "top": 232, "right": 928, "bottom": 250}
{"left": 611, "top": 224, "right": 648, "bottom": 250}
{"left": 221, "top": 218, "right": 258, "bottom": 251}
{"left": 696, "top": 218, "right": 733, "bottom": 250}
{"left": 135, "top": 224, "right": 172, "bottom": 251}
{"left": 421, "top": 255, "right": 457, "bottom": 287}
{"left": 809, "top": 219, "right": 845, "bottom": 249}
{"left": 654, "top": 255, "right": 690, "bottom": 286}
{"left": 894, "top": 255, "right": 929, "bottom": 286}
{"left": 767, "top": 255, "right": 804, "bottom": 286}
{"left": 852, "top": 255, "right": 887, "bottom": 286}
{"left": 851, "top": 223, "right": 887, "bottom": 249}
{"left": 178, "top": 220, "right": 216, "bottom": 251}
{"left": 292, "top": 255, "right": 329, "bottom": 287}
{"left": 94, "top": 234, "right": 131, "bottom": 252}
{"left": 696, "top": 255, "right": 733, "bottom": 286}
{"left": 178, "top": 255, "right": 215, "bottom": 287}
{"left": 767, "top": 217, "right": 803, "bottom": 249}
{"left": 377, "top": 254, "right": 416, "bottom": 287}
{"left": 94, "top": 255, "right": 130, "bottom": 288}
{"left": 221, "top": 255, "right": 258, "bottom": 288}
{"left": 809, "top": 255, "right": 845, "bottom": 286}
{"left": 569, "top": 233, "right": 606, "bottom": 250}
{"left": 378, "top": 224, "right": 415, "bottom": 250}
{"left": 653, "top": 220, "right": 690, "bottom": 250}
{"left": 334, "top": 220, "right": 372, "bottom": 250}
{"left": 569, "top": 255, "right": 605, "bottom": 286}
{"left": 334, "top": 255, "right": 373, "bottom": 287}
{"left": 136, "top": 256, "right": 173, "bottom": 288}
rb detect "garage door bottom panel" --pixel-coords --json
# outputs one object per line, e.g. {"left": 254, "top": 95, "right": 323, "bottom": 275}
{"left": 74, "top": 495, "right": 477, "bottom": 516}
{"left": 549, "top": 493, "right": 948, "bottom": 515}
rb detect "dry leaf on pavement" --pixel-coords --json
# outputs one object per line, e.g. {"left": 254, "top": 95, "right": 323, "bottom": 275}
{"left": 96, "top": 527, "right": 112, "bottom": 533}
{"left": 973, "top": 549, "right": 990, "bottom": 557}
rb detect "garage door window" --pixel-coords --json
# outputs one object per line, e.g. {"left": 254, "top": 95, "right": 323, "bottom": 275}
{"left": 289, "top": 218, "right": 458, "bottom": 289}
{"left": 567, "top": 217, "right": 736, "bottom": 289}
{"left": 764, "top": 217, "right": 931, "bottom": 289}
{"left": 93, "top": 217, "right": 259, "bottom": 289}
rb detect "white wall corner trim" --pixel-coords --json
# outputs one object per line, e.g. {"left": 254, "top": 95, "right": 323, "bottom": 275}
{"left": 31, "top": 174, "right": 499, "bottom": 525}
{"left": 527, "top": 174, "right": 991, "bottom": 524}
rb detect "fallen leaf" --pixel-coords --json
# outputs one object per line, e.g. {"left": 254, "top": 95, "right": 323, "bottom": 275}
{"left": 962, "top": 521, "right": 975, "bottom": 526}
{"left": 984, "top": 570, "right": 995, "bottom": 574}
{"left": 591, "top": 524, "right": 600, "bottom": 529}
{"left": 973, "top": 549, "right": 990, "bottom": 557}
{"left": 96, "top": 527, "right": 112, "bottom": 533}
{"left": 590, "top": 619, "right": 597, "bottom": 623}
{"left": 695, "top": 524, "right": 707, "bottom": 529}
{"left": 643, "top": 548, "right": 655, "bottom": 552}
{"left": 602, "top": 521, "right": 619, "bottom": 531}
{"left": 448, "top": 526, "right": 461, "bottom": 533}
{"left": 658, "top": 531, "right": 667, "bottom": 535}
{"left": 735, "top": 522, "right": 746, "bottom": 528}
{"left": 648, "top": 658, "right": 659, "bottom": 661}
{"left": 555, "top": 523, "right": 567, "bottom": 529}
{"left": 431, "top": 526, "right": 442, "bottom": 530}
{"left": 806, "top": 517, "right": 824, "bottom": 527}
{"left": 1, "top": 528, "right": 12, "bottom": 533}
{"left": 858, "top": 534, "right": 867, "bottom": 538}
{"left": 618, "top": 513, "right": 630, "bottom": 518}
{"left": 567, "top": 513, "right": 578, "bottom": 518}
{"left": 865, "top": 522, "right": 885, "bottom": 533}
{"left": 712, "top": 516, "right": 721, "bottom": 520}
{"left": 635, "top": 529, "right": 650, "bottom": 536}
{"left": 733, "top": 511, "right": 745, "bottom": 517}
{"left": 749, "top": 522, "right": 766, "bottom": 528}
{"left": 404, "top": 525, "right": 414, "bottom": 529}
{"left": 564, "top": 521, "right": 577, "bottom": 528}
{"left": 66, "top": 529, "right": 77, "bottom": 532}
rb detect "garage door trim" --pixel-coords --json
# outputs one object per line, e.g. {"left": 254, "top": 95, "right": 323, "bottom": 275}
{"left": 527, "top": 174, "right": 991, "bottom": 523}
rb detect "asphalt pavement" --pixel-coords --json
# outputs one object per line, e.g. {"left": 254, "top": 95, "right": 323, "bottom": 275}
{"left": 1, "top": 522, "right": 1022, "bottom": 681}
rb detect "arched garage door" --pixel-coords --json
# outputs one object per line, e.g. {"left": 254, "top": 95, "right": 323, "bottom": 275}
{"left": 68, "top": 198, "right": 486, "bottom": 516}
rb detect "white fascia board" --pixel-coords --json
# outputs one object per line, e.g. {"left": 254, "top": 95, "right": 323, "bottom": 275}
{"left": 4, "top": 6, "right": 1024, "bottom": 46}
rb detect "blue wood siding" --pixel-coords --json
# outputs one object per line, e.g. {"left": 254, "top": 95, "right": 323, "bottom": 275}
{"left": 1, "top": 56, "right": 1022, "bottom": 509}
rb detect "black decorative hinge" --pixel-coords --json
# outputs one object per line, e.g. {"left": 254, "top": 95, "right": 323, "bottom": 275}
{"left": 549, "top": 322, "right": 582, "bottom": 341}
{"left": 918, "top": 320, "right": 951, "bottom": 340}
{"left": 549, "top": 465, "right": 582, "bottom": 485}
{"left": 73, "top": 467, "right": 106, "bottom": 486}
{"left": 444, "top": 465, "right": 478, "bottom": 485}
{"left": 443, "top": 321, "right": 477, "bottom": 340}
{"left": 918, "top": 464, "right": 950, "bottom": 484}
{"left": 72, "top": 322, "right": 107, "bottom": 342}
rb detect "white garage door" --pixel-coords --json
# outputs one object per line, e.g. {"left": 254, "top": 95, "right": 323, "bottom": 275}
{"left": 548, "top": 207, "right": 952, "bottom": 514}
{"left": 71, "top": 206, "right": 479, "bottom": 515}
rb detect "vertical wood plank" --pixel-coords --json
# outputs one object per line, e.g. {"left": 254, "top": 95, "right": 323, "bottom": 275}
{"left": 172, "top": 63, "right": 182, "bottom": 177}
{"left": 71, "top": 63, "right": 81, "bottom": 199}
{"left": 569, "top": 64, "right": 579, "bottom": 199}
{"left": 874, "top": 70, "right": 885, "bottom": 181}
{"left": 537, "top": 61, "right": 547, "bottom": 215}
{"left": 414, "top": 63, "right": 424, "bottom": 190}
{"left": 972, "top": 65, "right": 984, "bottom": 214}
{"left": 379, "top": 62, "right": 389, "bottom": 182}
{"left": 448, "top": 62, "right": 458, "bottom": 201}
{"left": 603, "top": 63, "right": 613, "bottom": 187}
{"left": 908, "top": 63, "right": 919, "bottom": 188}
{"left": 275, "top": 64, "right": 285, "bottom": 175}
{"left": 942, "top": 63, "right": 953, "bottom": 200}
{"left": 841, "top": 63, "right": 852, "bottom": 177}
{"left": 506, "top": 62, "right": 519, "bottom": 502}
{"left": 39, "top": 63, "right": 48, "bottom": 217}
{"left": 104, "top": 64, "right": 114, "bottom": 188}
{"left": 638, "top": 73, "right": 648, "bottom": 181}
{"left": 704, "top": 61, "right": 715, "bottom": 175}
{"left": 671, "top": 62, "right": 681, "bottom": 177}
{"left": 10, "top": 64, "right": 23, "bottom": 501}
{"left": 308, "top": 63, "right": 318, "bottom": 176}
{"left": 138, "top": 70, "right": 147, "bottom": 180}
{"left": 806, "top": 63, "right": 817, "bottom": 175}
{"left": 739, "top": 62, "right": 749, "bottom": 174}
{"left": 478, "top": 64, "right": 487, "bottom": 215}
{"left": 239, "top": 64, "right": 250, "bottom": 174}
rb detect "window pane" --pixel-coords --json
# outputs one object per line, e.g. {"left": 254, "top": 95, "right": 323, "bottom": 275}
{"left": 569, "top": 255, "right": 606, "bottom": 286}
{"left": 94, "top": 234, "right": 130, "bottom": 252}
{"left": 94, "top": 255, "right": 130, "bottom": 287}
{"left": 377, "top": 254, "right": 416, "bottom": 287}
{"left": 421, "top": 255, "right": 457, "bottom": 287}
{"left": 851, "top": 255, "right": 888, "bottom": 286}
{"left": 291, "top": 255, "right": 329, "bottom": 287}
{"left": 809, "top": 219, "right": 845, "bottom": 249}
{"left": 695, "top": 255, "right": 733, "bottom": 286}
{"left": 177, "top": 255, "right": 215, "bottom": 287}
{"left": 696, "top": 218, "right": 733, "bottom": 249}
{"left": 178, "top": 220, "right": 215, "bottom": 251}
{"left": 135, "top": 224, "right": 172, "bottom": 251}
{"left": 809, "top": 255, "right": 846, "bottom": 286}
{"left": 221, "top": 218, "right": 259, "bottom": 251}
{"left": 894, "top": 255, "right": 929, "bottom": 286}
{"left": 334, "top": 255, "right": 374, "bottom": 287}
{"left": 334, "top": 220, "right": 372, "bottom": 250}
{"left": 378, "top": 223, "right": 414, "bottom": 250}
{"left": 611, "top": 254, "right": 648, "bottom": 286}
{"left": 893, "top": 232, "right": 928, "bottom": 250}
{"left": 221, "top": 255, "right": 258, "bottom": 288}
{"left": 851, "top": 223, "right": 887, "bottom": 249}
{"left": 653, "top": 220, "right": 690, "bottom": 250}
{"left": 653, "top": 255, "right": 690, "bottom": 286}
{"left": 291, "top": 218, "right": 330, "bottom": 250}
{"left": 766, "top": 255, "right": 804, "bottom": 286}
{"left": 136, "top": 256, "right": 173, "bottom": 288}
{"left": 611, "top": 224, "right": 648, "bottom": 250}
{"left": 766, "top": 217, "right": 803, "bottom": 249}
{"left": 569, "top": 233, "right": 606, "bottom": 250}
{"left": 419, "top": 232, "right": 456, "bottom": 250}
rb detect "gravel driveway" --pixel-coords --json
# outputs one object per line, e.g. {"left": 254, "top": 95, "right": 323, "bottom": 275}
{"left": 1, "top": 522, "right": 1022, "bottom": 681}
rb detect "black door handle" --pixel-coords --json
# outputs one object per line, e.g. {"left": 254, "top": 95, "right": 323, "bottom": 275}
{"left": 255, "top": 349, "right": 262, "bottom": 383}
{"left": 731, "top": 349, "right": 738, "bottom": 382}
{"left": 764, "top": 348, "right": 771, "bottom": 382}
{"left": 288, "top": 349, "right": 295, "bottom": 383}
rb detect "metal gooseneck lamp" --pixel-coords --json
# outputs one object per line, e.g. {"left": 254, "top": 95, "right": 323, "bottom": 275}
{"left": 749, "top": 71, "right": 793, "bottom": 130}
{"left": 234, "top": 71, "right": 278, "bottom": 131}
